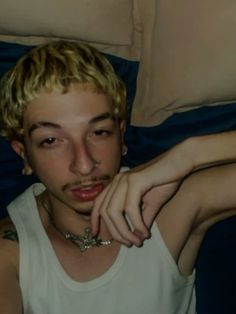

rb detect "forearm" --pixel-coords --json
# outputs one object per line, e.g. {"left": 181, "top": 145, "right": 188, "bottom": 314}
{"left": 183, "top": 131, "right": 236, "bottom": 172}
{"left": 132, "top": 131, "right": 236, "bottom": 192}
{"left": 144, "top": 131, "right": 236, "bottom": 183}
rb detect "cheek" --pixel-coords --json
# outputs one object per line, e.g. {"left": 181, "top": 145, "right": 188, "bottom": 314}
{"left": 32, "top": 160, "right": 68, "bottom": 192}
{"left": 33, "top": 161, "right": 61, "bottom": 183}
{"left": 27, "top": 149, "right": 69, "bottom": 178}
{"left": 98, "top": 141, "right": 122, "bottom": 170}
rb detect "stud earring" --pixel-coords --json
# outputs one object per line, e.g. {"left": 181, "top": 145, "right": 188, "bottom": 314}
{"left": 114, "top": 107, "right": 119, "bottom": 116}
{"left": 122, "top": 145, "right": 128, "bottom": 156}
{"left": 22, "top": 166, "right": 32, "bottom": 176}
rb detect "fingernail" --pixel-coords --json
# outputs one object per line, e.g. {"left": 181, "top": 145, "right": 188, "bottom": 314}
{"left": 134, "top": 230, "right": 149, "bottom": 240}
{"left": 125, "top": 242, "right": 132, "bottom": 248}
{"left": 135, "top": 241, "right": 143, "bottom": 248}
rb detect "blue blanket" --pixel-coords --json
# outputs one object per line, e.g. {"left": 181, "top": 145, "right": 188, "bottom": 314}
{"left": 1, "top": 41, "right": 236, "bottom": 313}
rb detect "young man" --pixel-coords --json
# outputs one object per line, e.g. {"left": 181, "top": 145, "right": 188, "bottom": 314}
{"left": 0, "top": 40, "right": 236, "bottom": 314}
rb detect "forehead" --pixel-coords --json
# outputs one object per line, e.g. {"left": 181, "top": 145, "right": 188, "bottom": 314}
{"left": 23, "top": 84, "right": 113, "bottom": 128}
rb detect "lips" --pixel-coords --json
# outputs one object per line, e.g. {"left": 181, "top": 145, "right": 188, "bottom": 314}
{"left": 70, "top": 183, "right": 105, "bottom": 202}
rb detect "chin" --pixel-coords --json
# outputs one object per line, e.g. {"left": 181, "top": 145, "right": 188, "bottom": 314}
{"left": 71, "top": 200, "right": 94, "bottom": 215}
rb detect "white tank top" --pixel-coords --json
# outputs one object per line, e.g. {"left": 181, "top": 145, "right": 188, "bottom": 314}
{"left": 8, "top": 183, "right": 196, "bottom": 314}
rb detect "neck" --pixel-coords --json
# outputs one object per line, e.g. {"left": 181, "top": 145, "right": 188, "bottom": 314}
{"left": 38, "top": 191, "right": 112, "bottom": 243}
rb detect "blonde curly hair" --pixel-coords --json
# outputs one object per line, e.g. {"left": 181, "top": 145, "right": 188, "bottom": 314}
{"left": 0, "top": 40, "right": 126, "bottom": 141}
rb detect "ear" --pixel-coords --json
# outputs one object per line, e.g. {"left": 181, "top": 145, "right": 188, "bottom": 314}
{"left": 119, "top": 119, "right": 126, "bottom": 138}
{"left": 11, "top": 140, "right": 26, "bottom": 159}
{"left": 119, "top": 120, "right": 127, "bottom": 155}
{"left": 11, "top": 140, "right": 33, "bottom": 175}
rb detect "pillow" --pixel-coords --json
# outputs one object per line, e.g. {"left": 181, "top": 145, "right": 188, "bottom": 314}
{"left": 131, "top": 0, "right": 236, "bottom": 126}
{"left": 0, "top": 0, "right": 133, "bottom": 46}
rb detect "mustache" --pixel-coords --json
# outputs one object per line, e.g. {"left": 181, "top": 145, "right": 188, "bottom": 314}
{"left": 62, "top": 175, "right": 111, "bottom": 191}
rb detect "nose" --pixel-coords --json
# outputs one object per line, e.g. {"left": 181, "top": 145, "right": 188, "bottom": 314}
{"left": 69, "top": 141, "right": 98, "bottom": 176}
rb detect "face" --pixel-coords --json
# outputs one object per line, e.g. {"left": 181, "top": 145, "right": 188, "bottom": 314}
{"left": 12, "top": 83, "right": 125, "bottom": 214}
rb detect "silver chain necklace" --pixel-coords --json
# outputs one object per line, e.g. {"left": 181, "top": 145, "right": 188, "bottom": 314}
{"left": 41, "top": 199, "right": 113, "bottom": 252}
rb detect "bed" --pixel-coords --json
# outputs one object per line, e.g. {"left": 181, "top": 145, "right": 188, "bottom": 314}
{"left": 1, "top": 1, "right": 236, "bottom": 312}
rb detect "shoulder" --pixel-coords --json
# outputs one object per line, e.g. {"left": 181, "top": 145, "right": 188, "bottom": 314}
{"left": 0, "top": 218, "right": 22, "bottom": 311}
{"left": 0, "top": 217, "right": 19, "bottom": 243}
{"left": 0, "top": 217, "right": 19, "bottom": 272}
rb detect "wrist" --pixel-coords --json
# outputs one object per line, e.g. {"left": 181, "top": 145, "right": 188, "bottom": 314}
{"left": 179, "top": 137, "right": 198, "bottom": 172}
{"left": 168, "top": 138, "right": 195, "bottom": 177}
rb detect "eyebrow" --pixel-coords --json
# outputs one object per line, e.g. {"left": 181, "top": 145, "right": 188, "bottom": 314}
{"left": 28, "top": 112, "right": 115, "bottom": 137}
{"left": 28, "top": 122, "right": 61, "bottom": 136}
{"left": 89, "top": 112, "right": 115, "bottom": 124}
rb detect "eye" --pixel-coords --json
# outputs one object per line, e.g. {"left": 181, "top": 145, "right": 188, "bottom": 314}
{"left": 93, "top": 129, "right": 112, "bottom": 137}
{"left": 39, "top": 137, "right": 57, "bottom": 147}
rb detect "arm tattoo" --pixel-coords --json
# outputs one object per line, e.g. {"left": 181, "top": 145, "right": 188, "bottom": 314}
{"left": 2, "top": 229, "right": 19, "bottom": 243}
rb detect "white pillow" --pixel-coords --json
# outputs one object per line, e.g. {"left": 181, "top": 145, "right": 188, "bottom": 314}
{"left": 131, "top": 0, "right": 236, "bottom": 126}
{"left": 0, "top": 0, "right": 133, "bottom": 46}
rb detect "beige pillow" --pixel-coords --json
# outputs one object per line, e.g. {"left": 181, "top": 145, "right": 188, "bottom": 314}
{"left": 0, "top": 0, "right": 133, "bottom": 46}
{"left": 131, "top": 0, "right": 236, "bottom": 126}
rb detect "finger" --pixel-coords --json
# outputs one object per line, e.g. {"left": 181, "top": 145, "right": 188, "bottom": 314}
{"left": 104, "top": 177, "right": 142, "bottom": 245}
{"left": 91, "top": 173, "right": 126, "bottom": 235}
{"left": 100, "top": 213, "right": 132, "bottom": 247}
{"left": 125, "top": 202, "right": 149, "bottom": 239}
{"left": 121, "top": 173, "right": 149, "bottom": 233}
{"left": 107, "top": 209, "right": 142, "bottom": 246}
{"left": 92, "top": 174, "right": 136, "bottom": 244}
{"left": 95, "top": 185, "right": 139, "bottom": 246}
{"left": 91, "top": 184, "right": 112, "bottom": 235}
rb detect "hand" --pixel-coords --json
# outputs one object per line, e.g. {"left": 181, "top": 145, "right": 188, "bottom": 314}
{"left": 141, "top": 181, "right": 180, "bottom": 227}
{"left": 91, "top": 167, "right": 181, "bottom": 247}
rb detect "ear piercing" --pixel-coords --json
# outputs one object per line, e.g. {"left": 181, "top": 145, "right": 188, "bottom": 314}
{"left": 122, "top": 145, "right": 128, "bottom": 156}
{"left": 22, "top": 166, "right": 33, "bottom": 175}
{"left": 94, "top": 160, "right": 101, "bottom": 168}
{"left": 114, "top": 107, "right": 120, "bottom": 116}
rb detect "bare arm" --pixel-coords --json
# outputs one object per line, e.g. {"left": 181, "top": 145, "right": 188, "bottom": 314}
{"left": 135, "top": 130, "right": 236, "bottom": 182}
{"left": 157, "top": 163, "right": 236, "bottom": 275}
{"left": 91, "top": 131, "right": 236, "bottom": 245}
{"left": 0, "top": 220, "right": 22, "bottom": 313}
{"left": 188, "top": 131, "right": 236, "bottom": 170}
